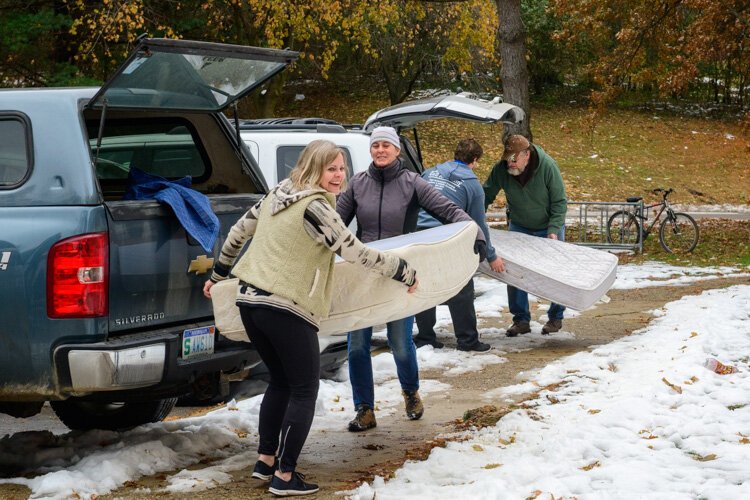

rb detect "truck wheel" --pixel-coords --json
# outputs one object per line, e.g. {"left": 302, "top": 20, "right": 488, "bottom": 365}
{"left": 50, "top": 398, "right": 178, "bottom": 431}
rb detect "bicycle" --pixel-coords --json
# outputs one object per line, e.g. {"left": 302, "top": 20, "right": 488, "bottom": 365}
{"left": 605, "top": 188, "right": 700, "bottom": 253}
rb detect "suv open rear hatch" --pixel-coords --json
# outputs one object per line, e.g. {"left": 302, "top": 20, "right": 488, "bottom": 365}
{"left": 362, "top": 92, "right": 525, "bottom": 131}
{"left": 363, "top": 92, "right": 525, "bottom": 172}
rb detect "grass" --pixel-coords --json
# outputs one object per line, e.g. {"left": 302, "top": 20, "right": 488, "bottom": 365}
{"left": 274, "top": 87, "right": 750, "bottom": 268}
{"left": 609, "top": 219, "right": 750, "bottom": 268}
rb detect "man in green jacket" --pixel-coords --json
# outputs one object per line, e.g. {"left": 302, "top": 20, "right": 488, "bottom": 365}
{"left": 483, "top": 135, "right": 567, "bottom": 336}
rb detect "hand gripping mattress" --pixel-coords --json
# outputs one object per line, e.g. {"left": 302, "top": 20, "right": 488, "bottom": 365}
{"left": 478, "top": 228, "right": 618, "bottom": 311}
{"left": 212, "top": 221, "right": 480, "bottom": 340}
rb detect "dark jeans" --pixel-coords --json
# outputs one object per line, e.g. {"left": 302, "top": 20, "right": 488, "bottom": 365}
{"left": 507, "top": 222, "right": 566, "bottom": 323}
{"left": 414, "top": 278, "right": 480, "bottom": 349}
{"left": 239, "top": 305, "right": 320, "bottom": 474}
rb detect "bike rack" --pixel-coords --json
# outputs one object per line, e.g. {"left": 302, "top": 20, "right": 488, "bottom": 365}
{"left": 566, "top": 200, "right": 644, "bottom": 253}
{"left": 487, "top": 199, "right": 645, "bottom": 253}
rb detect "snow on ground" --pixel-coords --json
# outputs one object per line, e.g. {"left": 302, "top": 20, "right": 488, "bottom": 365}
{"left": 348, "top": 283, "right": 750, "bottom": 500}
{"left": 612, "top": 262, "right": 748, "bottom": 289}
{"left": 673, "top": 204, "right": 750, "bottom": 213}
{"left": 0, "top": 263, "right": 748, "bottom": 499}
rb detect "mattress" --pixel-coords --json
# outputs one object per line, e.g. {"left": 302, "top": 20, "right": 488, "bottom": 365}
{"left": 478, "top": 228, "right": 618, "bottom": 310}
{"left": 212, "top": 221, "right": 480, "bottom": 339}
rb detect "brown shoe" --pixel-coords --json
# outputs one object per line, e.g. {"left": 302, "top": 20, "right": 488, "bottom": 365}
{"left": 403, "top": 390, "right": 424, "bottom": 420}
{"left": 348, "top": 404, "right": 376, "bottom": 432}
{"left": 505, "top": 321, "right": 531, "bottom": 337}
{"left": 542, "top": 319, "right": 563, "bottom": 335}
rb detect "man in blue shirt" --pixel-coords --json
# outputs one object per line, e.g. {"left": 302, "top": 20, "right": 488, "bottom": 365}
{"left": 414, "top": 139, "right": 505, "bottom": 352}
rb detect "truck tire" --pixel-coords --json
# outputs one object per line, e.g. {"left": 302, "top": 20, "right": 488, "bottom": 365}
{"left": 50, "top": 397, "right": 178, "bottom": 431}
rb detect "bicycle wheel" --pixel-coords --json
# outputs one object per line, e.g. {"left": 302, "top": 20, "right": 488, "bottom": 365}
{"left": 606, "top": 210, "right": 641, "bottom": 245}
{"left": 659, "top": 212, "right": 699, "bottom": 253}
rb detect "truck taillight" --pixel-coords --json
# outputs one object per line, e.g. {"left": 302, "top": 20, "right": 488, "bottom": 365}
{"left": 47, "top": 233, "right": 108, "bottom": 318}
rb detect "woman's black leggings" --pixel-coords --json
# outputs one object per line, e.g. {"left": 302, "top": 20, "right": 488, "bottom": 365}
{"left": 239, "top": 305, "right": 320, "bottom": 473}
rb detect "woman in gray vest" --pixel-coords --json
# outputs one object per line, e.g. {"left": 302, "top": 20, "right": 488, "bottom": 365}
{"left": 203, "top": 140, "right": 417, "bottom": 497}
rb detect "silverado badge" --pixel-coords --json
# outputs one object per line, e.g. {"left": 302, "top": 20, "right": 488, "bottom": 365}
{"left": 188, "top": 255, "right": 214, "bottom": 275}
{"left": 0, "top": 251, "right": 10, "bottom": 271}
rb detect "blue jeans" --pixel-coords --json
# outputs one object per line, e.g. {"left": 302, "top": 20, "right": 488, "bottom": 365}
{"left": 507, "top": 222, "right": 566, "bottom": 323}
{"left": 347, "top": 316, "right": 419, "bottom": 409}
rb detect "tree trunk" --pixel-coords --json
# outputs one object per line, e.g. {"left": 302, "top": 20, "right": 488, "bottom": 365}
{"left": 495, "top": 0, "right": 532, "bottom": 141}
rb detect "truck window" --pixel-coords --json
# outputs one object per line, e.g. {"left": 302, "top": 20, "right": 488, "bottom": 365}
{"left": 276, "top": 146, "right": 354, "bottom": 183}
{"left": 87, "top": 119, "right": 209, "bottom": 183}
{"left": 0, "top": 115, "right": 32, "bottom": 187}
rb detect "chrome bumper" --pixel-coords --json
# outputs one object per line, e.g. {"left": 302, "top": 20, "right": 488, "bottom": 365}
{"left": 67, "top": 344, "right": 165, "bottom": 391}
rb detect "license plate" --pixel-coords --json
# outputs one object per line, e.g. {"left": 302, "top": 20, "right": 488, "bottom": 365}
{"left": 182, "top": 326, "right": 215, "bottom": 359}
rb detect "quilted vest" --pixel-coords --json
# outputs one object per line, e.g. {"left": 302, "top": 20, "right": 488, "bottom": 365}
{"left": 232, "top": 191, "right": 336, "bottom": 318}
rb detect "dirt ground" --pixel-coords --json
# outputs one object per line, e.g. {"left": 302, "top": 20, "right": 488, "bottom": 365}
{"left": 3, "top": 275, "right": 748, "bottom": 500}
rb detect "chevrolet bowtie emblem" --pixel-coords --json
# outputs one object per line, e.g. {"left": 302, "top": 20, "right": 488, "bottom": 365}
{"left": 188, "top": 255, "right": 215, "bottom": 275}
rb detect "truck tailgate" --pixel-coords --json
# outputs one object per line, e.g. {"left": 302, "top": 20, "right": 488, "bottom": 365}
{"left": 106, "top": 195, "right": 261, "bottom": 333}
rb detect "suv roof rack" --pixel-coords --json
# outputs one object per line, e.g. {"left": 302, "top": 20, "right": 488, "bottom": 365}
{"left": 241, "top": 117, "right": 340, "bottom": 126}
{"left": 239, "top": 117, "right": 363, "bottom": 133}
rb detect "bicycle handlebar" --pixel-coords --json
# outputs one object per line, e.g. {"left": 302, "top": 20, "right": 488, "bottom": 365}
{"left": 652, "top": 188, "right": 674, "bottom": 196}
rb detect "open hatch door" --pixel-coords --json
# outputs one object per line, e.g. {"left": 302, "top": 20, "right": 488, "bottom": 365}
{"left": 363, "top": 92, "right": 525, "bottom": 131}
{"left": 87, "top": 38, "right": 298, "bottom": 112}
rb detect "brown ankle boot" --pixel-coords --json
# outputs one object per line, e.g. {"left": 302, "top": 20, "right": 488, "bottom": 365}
{"left": 505, "top": 321, "right": 531, "bottom": 337}
{"left": 542, "top": 319, "right": 563, "bottom": 335}
{"left": 402, "top": 390, "right": 424, "bottom": 420}
{"left": 348, "top": 404, "right": 376, "bottom": 432}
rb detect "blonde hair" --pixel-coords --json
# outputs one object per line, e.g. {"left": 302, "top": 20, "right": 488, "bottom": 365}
{"left": 289, "top": 139, "right": 348, "bottom": 191}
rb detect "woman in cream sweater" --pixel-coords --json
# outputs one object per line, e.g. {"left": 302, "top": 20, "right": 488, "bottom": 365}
{"left": 203, "top": 140, "right": 417, "bottom": 497}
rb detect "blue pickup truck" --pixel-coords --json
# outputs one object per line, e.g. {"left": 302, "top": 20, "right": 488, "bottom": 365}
{"left": 0, "top": 38, "right": 346, "bottom": 431}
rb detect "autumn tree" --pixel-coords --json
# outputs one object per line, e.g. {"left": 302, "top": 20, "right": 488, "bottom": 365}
{"left": 522, "top": 0, "right": 572, "bottom": 95}
{"left": 0, "top": 1, "right": 184, "bottom": 86}
{"left": 64, "top": 0, "right": 179, "bottom": 80}
{"left": 346, "top": 0, "right": 497, "bottom": 104}
{"left": 549, "top": 0, "right": 750, "bottom": 108}
{"left": 0, "top": 1, "right": 77, "bottom": 86}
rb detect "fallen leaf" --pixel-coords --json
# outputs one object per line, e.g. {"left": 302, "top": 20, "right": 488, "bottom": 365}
{"left": 498, "top": 435, "right": 516, "bottom": 445}
{"left": 483, "top": 463, "right": 503, "bottom": 469}
{"left": 689, "top": 452, "right": 717, "bottom": 462}
{"left": 581, "top": 460, "right": 601, "bottom": 471}
{"left": 662, "top": 377, "right": 683, "bottom": 393}
{"left": 588, "top": 409, "right": 601, "bottom": 414}
{"left": 690, "top": 332, "right": 698, "bottom": 338}
{"left": 472, "top": 444, "right": 484, "bottom": 452}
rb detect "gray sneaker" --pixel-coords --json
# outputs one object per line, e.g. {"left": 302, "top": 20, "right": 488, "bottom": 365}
{"left": 505, "top": 321, "right": 531, "bottom": 337}
{"left": 542, "top": 319, "right": 563, "bottom": 335}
